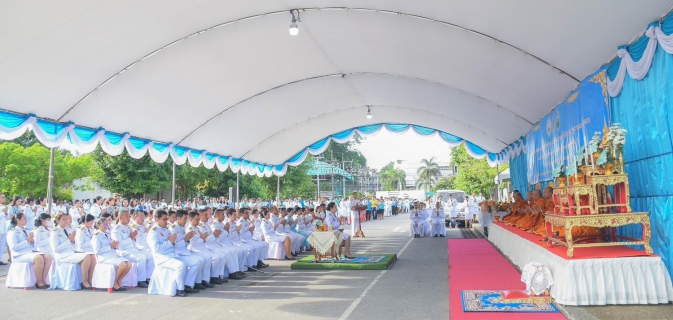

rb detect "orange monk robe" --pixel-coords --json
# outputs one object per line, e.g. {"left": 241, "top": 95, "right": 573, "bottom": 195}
{"left": 502, "top": 199, "right": 529, "bottom": 225}
{"left": 533, "top": 198, "right": 555, "bottom": 236}
{"left": 516, "top": 198, "right": 546, "bottom": 231}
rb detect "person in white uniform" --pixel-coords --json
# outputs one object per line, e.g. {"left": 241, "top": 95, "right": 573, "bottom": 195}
{"left": 236, "top": 208, "right": 269, "bottom": 268}
{"left": 50, "top": 213, "right": 95, "bottom": 289}
{"left": 431, "top": 202, "right": 446, "bottom": 237}
{"left": 23, "top": 197, "right": 36, "bottom": 232}
{"left": 195, "top": 209, "right": 237, "bottom": 282}
{"left": 147, "top": 210, "right": 201, "bottom": 297}
{"left": 75, "top": 214, "right": 95, "bottom": 253}
{"left": 325, "top": 202, "right": 354, "bottom": 259}
{"left": 466, "top": 195, "right": 477, "bottom": 229}
{"left": 111, "top": 209, "right": 153, "bottom": 287}
{"left": 422, "top": 203, "right": 432, "bottom": 237}
{"left": 7, "top": 212, "right": 51, "bottom": 288}
{"left": 69, "top": 200, "right": 85, "bottom": 229}
{"left": 92, "top": 217, "right": 132, "bottom": 291}
{"left": 33, "top": 213, "right": 54, "bottom": 255}
{"left": 210, "top": 209, "right": 246, "bottom": 279}
{"left": 184, "top": 211, "right": 223, "bottom": 286}
{"left": 89, "top": 196, "right": 103, "bottom": 219}
{"left": 260, "top": 209, "right": 295, "bottom": 260}
{"left": 410, "top": 203, "right": 426, "bottom": 238}
{"left": 349, "top": 192, "right": 366, "bottom": 238}
{"left": 0, "top": 194, "right": 9, "bottom": 265}
{"left": 169, "top": 210, "right": 208, "bottom": 290}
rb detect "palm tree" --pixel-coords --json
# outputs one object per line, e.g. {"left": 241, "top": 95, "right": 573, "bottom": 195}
{"left": 416, "top": 157, "right": 440, "bottom": 192}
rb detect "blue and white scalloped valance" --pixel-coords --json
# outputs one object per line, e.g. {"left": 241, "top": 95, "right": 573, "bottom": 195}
{"left": 278, "top": 123, "right": 504, "bottom": 174}
{"left": 486, "top": 138, "right": 525, "bottom": 167}
{"left": 0, "top": 111, "right": 277, "bottom": 177}
{"left": 607, "top": 14, "right": 673, "bottom": 97}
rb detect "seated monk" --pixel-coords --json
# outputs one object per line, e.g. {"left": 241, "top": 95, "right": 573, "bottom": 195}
{"left": 533, "top": 186, "right": 556, "bottom": 237}
{"left": 502, "top": 191, "right": 528, "bottom": 225}
{"left": 516, "top": 189, "right": 546, "bottom": 231}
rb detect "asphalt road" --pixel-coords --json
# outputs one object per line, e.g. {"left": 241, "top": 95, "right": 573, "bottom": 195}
{"left": 0, "top": 214, "right": 450, "bottom": 320}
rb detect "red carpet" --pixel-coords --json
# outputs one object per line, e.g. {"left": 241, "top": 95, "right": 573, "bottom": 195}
{"left": 448, "top": 239, "right": 566, "bottom": 320}
{"left": 493, "top": 222, "right": 652, "bottom": 259}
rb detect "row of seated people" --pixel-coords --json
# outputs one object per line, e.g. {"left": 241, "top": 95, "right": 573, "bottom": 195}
{"left": 500, "top": 187, "right": 601, "bottom": 238}
{"left": 409, "top": 202, "right": 447, "bottom": 238}
{"left": 6, "top": 204, "right": 354, "bottom": 296}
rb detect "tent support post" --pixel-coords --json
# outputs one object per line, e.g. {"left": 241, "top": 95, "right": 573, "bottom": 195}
{"left": 171, "top": 161, "right": 176, "bottom": 206}
{"left": 236, "top": 172, "right": 239, "bottom": 207}
{"left": 276, "top": 175, "right": 280, "bottom": 203}
{"left": 496, "top": 164, "right": 501, "bottom": 201}
{"left": 46, "top": 148, "right": 55, "bottom": 214}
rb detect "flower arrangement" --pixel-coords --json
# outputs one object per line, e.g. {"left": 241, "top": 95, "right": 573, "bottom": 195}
{"left": 589, "top": 131, "right": 602, "bottom": 153}
{"left": 608, "top": 123, "right": 627, "bottom": 154}
{"left": 313, "top": 219, "right": 322, "bottom": 229}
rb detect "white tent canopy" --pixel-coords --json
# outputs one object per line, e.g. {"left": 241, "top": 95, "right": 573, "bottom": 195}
{"left": 495, "top": 168, "right": 511, "bottom": 184}
{"left": 1, "top": 0, "right": 671, "bottom": 175}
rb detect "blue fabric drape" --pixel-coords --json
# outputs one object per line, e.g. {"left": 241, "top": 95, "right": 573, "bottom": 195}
{"left": 509, "top": 153, "right": 528, "bottom": 198}
{"left": 611, "top": 42, "right": 673, "bottom": 277}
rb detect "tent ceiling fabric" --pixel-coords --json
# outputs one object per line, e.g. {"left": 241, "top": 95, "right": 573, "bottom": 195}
{"left": 1, "top": 0, "right": 671, "bottom": 170}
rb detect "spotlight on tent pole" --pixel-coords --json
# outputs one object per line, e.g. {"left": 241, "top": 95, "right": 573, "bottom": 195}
{"left": 366, "top": 106, "right": 372, "bottom": 119}
{"left": 289, "top": 10, "right": 300, "bottom": 36}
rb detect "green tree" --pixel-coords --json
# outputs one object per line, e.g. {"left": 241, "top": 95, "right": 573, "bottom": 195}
{"left": 432, "top": 176, "right": 455, "bottom": 191}
{"left": 416, "top": 157, "right": 440, "bottom": 192}
{"left": 91, "top": 148, "right": 172, "bottom": 197}
{"left": 259, "top": 161, "right": 316, "bottom": 199}
{"left": 379, "top": 161, "right": 406, "bottom": 191}
{"left": 0, "top": 143, "right": 95, "bottom": 198}
{"left": 451, "top": 144, "right": 508, "bottom": 195}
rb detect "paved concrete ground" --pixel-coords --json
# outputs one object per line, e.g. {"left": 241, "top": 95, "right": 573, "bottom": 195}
{"left": 0, "top": 215, "right": 449, "bottom": 320}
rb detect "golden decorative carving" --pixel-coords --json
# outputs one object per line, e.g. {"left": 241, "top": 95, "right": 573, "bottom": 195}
{"left": 545, "top": 212, "right": 653, "bottom": 258}
{"left": 567, "top": 92, "right": 579, "bottom": 103}
{"left": 590, "top": 69, "right": 609, "bottom": 108}
{"left": 588, "top": 174, "right": 631, "bottom": 213}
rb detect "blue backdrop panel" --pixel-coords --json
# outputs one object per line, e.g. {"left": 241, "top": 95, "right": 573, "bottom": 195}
{"left": 611, "top": 42, "right": 673, "bottom": 277}
{"left": 525, "top": 68, "right": 610, "bottom": 184}
{"left": 509, "top": 153, "right": 528, "bottom": 198}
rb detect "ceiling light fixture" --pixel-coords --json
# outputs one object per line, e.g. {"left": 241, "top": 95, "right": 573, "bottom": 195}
{"left": 366, "top": 106, "right": 372, "bottom": 119}
{"left": 289, "top": 10, "right": 300, "bottom": 36}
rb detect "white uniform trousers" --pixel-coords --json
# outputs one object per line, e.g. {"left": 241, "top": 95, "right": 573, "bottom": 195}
{"left": 176, "top": 254, "right": 203, "bottom": 288}
{"left": 432, "top": 220, "right": 446, "bottom": 236}
{"left": 350, "top": 212, "right": 360, "bottom": 236}
{"left": 218, "top": 244, "right": 245, "bottom": 273}
{"left": 206, "top": 244, "right": 239, "bottom": 276}
{"left": 233, "top": 241, "right": 260, "bottom": 268}
{"left": 0, "top": 234, "right": 6, "bottom": 259}
{"left": 243, "top": 239, "right": 268, "bottom": 261}
{"left": 411, "top": 220, "right": 424, "bottom": 236}
{"left": 122, "top": 250, "right": 148, "bottom": 281}
{"left": 189, "top": 250, "right": 219, "bottom": 282}
{"left": 424, "top": 221, "right": 432, "bottom": 236}
{"left": 157, "top": 257, "right": 188, "bottom": 290}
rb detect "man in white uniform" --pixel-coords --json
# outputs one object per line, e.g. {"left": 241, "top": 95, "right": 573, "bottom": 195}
{"left": 410, "top": 202, "right": 425, "bottom": 238}
{"left": 349, "top": 192, "right": 365, "bottom": 238}
{"left": 111, "top": 209, "right": 153, "bottom": 287}
{"left": 431, "top": 202, "right": 446, "bottom": 237}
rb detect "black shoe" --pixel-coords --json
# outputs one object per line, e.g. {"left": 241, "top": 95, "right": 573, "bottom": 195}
{"left": 284, "top": 256, "right": 296, "bottom": 260}
{"left": 228, "top": 273, "right": 243, "bottom": 280}
{"left": 236, "top": 271, "right": 247, "bottom": 278}
{"left": 219, "top": 277, "right": 228, "bottom": 283}
{"left": 35, "top": 284, "right": 49, "bottom": 289}
{"left": 210, "top": 277, "right": 223, "bottom": 285}
{"left": 0, "top": 261, "right": 7, "bottom": 265}
{"left": 247, "top": 267, "right": 258, "bottom": 272}
{"left": 184, "top": 286, "right": 199, "bottom": 293}
{"left": 194, "top": 283, "right": 206, "bottom": 290}
{"left": 175, "top": 290, "right": 187, "bottom": 297}
{"left": 440, "top": 235, "right": 445, "bottom": 237}
{"left": 202, "top": 281, "right": 215, "bottom": 288}
{"left": 145, "top": 279, "right": 150, "bottom": 285}
{"left": 80, "top": 283, "right": 93, "bottom": 290}
{"left": 137, "top": 281, "right": 148, "bottom": 288}
{"left": 257, "top": 261, "right": 268, "bottom": 268}
{"left": 113, "top": 286, "right": 128, "bottom": 291}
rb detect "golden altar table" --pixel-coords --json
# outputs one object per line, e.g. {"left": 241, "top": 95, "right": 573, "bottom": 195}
{"left": 545, "top": 213, "right": 653, "bottom": 258}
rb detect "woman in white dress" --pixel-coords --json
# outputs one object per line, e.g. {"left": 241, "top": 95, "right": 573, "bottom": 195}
{"left": 92, "top": 217, "right": 132, "bottom": 291}
{"left": 90, "top": 196, "right": 103, "bottom": 218}
{"left": 75, "top": 214, "right": 95, "bottom": 253}
{"left": 325, "top": 202, "right": 354, "bottom": 259}
{"left": 33, "top": 213, "right": 54, "bottom": 255}
{"left": 23, "top": 197, "right": 36, "bottom": 231}
{"left": 466, "top": 195, "right": 477, "bottom": 229}
{"left": 50, "top": 213, "right": 96, "bottom": 289}
{"left": 7, "top": 213, "right": 51, "bottom": 289}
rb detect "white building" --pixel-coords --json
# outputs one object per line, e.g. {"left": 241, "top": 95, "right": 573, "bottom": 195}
{"left": 395, "top": 160, "right": 454, "bottom": 190}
